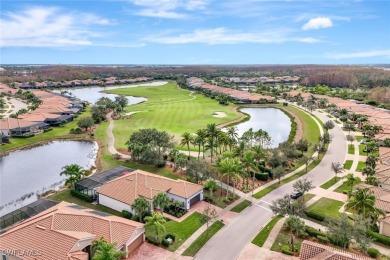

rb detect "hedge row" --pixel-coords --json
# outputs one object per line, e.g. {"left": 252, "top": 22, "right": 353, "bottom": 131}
{"left": 368, "top": 230, "right": 390, "bottom": 246}
{"left": 304, "top": 210, "right": 325, "bottom": 222}
{"left": 70, "top": 189, "right": 93, "bottom": 202}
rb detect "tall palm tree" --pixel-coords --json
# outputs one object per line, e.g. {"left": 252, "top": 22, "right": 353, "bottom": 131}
{"left": 241, "top": 151, "right": 258, "bottom": 190}
{"left": 92, "top": 238, "right": 125, "bottom": 260}
{"left": 144, "top": 212, "right": 166, "bottom": 241}
{"left": 227, "top": 126, "right": 239, "bottom": 142}
{"left": 181, "top": 132, "right": 193, "bottom": 158}
{"left": 60, "top": 164, "right": 86, "bottom": 188}
{"left": 343, "top": 173, "right": 361, "bottom": 192}
{"left": 152, "top": 192, "right": 170, "bottom": 211}
{"left": 206, "top": 123, "right": 218, "bottom": 161}
{"left": 233, "top": 141, "right": 246, "bottom": 159}
{"left": 219, "top": 158, "right": 240, "bottom": 198}
{"left": 196, "top": 129, "right": 207, "bottom": 159}
{"left": 330, "top": 162, "right": 344, "bottom": 178}
{"left": 345, "top": 188, "right": 384, "bottom": 219}
{"left": 366, "top": 155, "right": 378, "bottom": 169}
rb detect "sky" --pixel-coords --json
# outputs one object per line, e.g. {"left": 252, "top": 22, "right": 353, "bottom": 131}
{"left": 0, "top": 0, "right": 389, "bottom": 64}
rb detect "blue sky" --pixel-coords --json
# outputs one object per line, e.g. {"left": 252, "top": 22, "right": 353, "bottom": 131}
{"left": 0, "top": 0, "right": 389, "bottom": 64}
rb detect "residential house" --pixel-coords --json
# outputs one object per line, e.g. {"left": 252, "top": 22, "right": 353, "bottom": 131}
{"left": 299, "top": 240, "right": 371, "bottom": 260}
{"left": 18, "top": 112, "right": 73, "bottom": 126}
{"left": 0, "top": 118, "right": 49, "bottom": 137}
{"left": 97, "top": 169, "right": 204, "bottom": 214}
{"left": 0, "top": 201, "right": 144, "bottom": 260}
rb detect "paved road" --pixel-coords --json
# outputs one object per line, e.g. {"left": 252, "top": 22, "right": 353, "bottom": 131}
{"left": 195, "top": 109, "right": 347, "bottom": 260}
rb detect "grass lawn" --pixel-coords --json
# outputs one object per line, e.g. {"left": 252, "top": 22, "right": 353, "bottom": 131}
{"left": 358, "top": 145, "right": 367, "bottom": 156}
{"left": 252, "top": 215, "right": 282, "bottom": 247}
{"left": 182, "top": 221, "right": 224, "bottom": 256}
{"left": 303, "top": 193, "right": 315, "bottom": 202}
{"left": 320, "top": 177, "right": 341, "bottom": 189}
{"left": 348, "top": 144, "right": 355, "bottom": 155}
{"left": 356, "top": 161, "right": 366, "bottom": 172}
{"left": 2, "top": 108, "right": 91, "bottom": 152}
{"left": 145, "top": 212, "right": 204, "bottom": 252}
{"left": 355, "top": 136, "right": 364, "bottom": 142}
{"left": 48, "top": 189, "right": 121, "bottom": 216}
{"left": 105, "top": 82, "right": 241, "bottom": 148}
{"left": 270, "top": 229, "right": 304, "bottom": 253}
{"left": 344, "top": 160, "right": 353, "bottom": 170}
{"left": 230, "top": 200, "right": 252, "bottom": 213}
{"left": 94, "top": 122, "right": 181, "bottom": 179}
{"left": 306, "top": 198, "right": 343, "bottom": 220}
{"left": 334, "top": 180, "right": 361, "bottom": 194}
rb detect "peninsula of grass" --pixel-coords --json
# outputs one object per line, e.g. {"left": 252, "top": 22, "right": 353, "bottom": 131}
{"left": 306, "top": 198, "right": 343, "bottom": 221}
{"left": 182, "top": 221, "right": 224, "bottom": 256}
{"left": 230, "top": 200, "right": 252, "bottom": 213}
{"left": 145, "top": 212, "right": 204, "bottom": 252}
{"left": 348, "top": 144, "right": 355, "bottom": 155}
{"left": 1, "top": 108, "right": 92, "bottom": 152}
{"left": 320, "top": 177, "right": 341, "bottom": 189}
{"left": 252, "top": 215, "right": 282, "bottom": 247}
{"left": 356, "top": 161, "right": 366, "bottom": 172}
{"left": 334, "top": 179, "right": 361, "bottom": 194}
{"left": 344, "top": 160, "right": 353, "bottom": 170}
{"left": 104, "top": 82, "right": 242, "bottom": 148}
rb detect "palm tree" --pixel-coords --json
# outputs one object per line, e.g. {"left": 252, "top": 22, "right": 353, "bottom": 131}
{"left": 206, "top": 124, "right": 218, "bottom": 162}
{"left": 284, "top": 216, "right": 305, "bottom": 253}
{"left": 219, "top": 158, "right": 240, "bottom": 198}
{"left": 131, "top": 197, "right": 149, "bottom": 221}
{"left": 60, "top": 164, "right": 86, "bottom": 188}
{"left": 196, "top": 129, "right": 207, "bottom": 159}
{"left": 92, "top": 238, "right": 125, "bottom": 260}
{"left": 144, "top": 212, "right": 166, "bottom": 241}
{"left": 330, "top": 162, "right": 344, "bottom": 178}
{"left": 345, "top": 188, "right": 384, "bottom": 219}
{"left": 181, "top": 132, "right": 193, "bottom": 158}
{"left": 227, "top": 126, "right": 239, "bottom": 143}
{"left": 362, "top": 166, "right": 375, "bottom": 177}
{"left": 366, "top": 155, "right": 378, "bottom": 169}
{"left": 152, "top": 192, "right": 170, "bottom": 211}
{"left": 233, "top": 141, "right": 246, "bottom": 159}
{"left": 241, "top": 151, "right": 258, "bottom": 190}
{"left": 343, "top": 173, "right": 361, "bottom": 192}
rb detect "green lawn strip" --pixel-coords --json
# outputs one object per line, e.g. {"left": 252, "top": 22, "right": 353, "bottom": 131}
{"left": 145, "top": 212, "right": 204, "bottom": 252}
{"left": 355, "top": 136, "right": 364, "bottom": 142}
{"left": 303, "top": 193, "right": 315, "bottom": 202}
{"left": 334, "top": 180, "right": 361, "bottom": 194}
{"left": 48, "top": 189, "right": 121, "bottom": 216}
{"left": 306, "top": 198, "right": 343, "bottom": 220}
{"left": 358, "top": 145, "right": 367, "bottom": 156}
{"left": 347, "top": 144, "right": 355, "bottom": 155}
{"left": 105, "top": 82, "right": 242, "bottom": 148}
{"left": 230, "top": 200, "right": 252, "bottom": 213}
{"left": 320, "top": 177, "right": 341, "bottom": 189}
{"left": 344, "top": 160, "right": 353, "bottom": 170}
{"left": 2, "top": 108, "right": 91, "bottom": 152}
{"left": 356, "top": 161, "right": 366, "bottom": 172}
{"left": 182, "top": 221, "right": 224, "bottom": 256}
{"left": 252, "top": 215, "right": 282, "bottom": 247}
{"left": 270, "top": 229, "right": 304, "bottom": 253}
{"left": 253, "top": 156, "right": 323, "bottom": 199}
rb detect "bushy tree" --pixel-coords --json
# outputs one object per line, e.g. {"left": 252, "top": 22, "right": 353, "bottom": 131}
{"left": 293, "top": 178, "right": 314, "bottom": 202}
{"left": 186, "top": 159, "right": 211, "bottom": 183}
{"left": 114, "top": 95, "right": 128, "bottom": 111}
{"left": 270, "top": 194, "right": 306, "bottom": 217}
{"left": 284, "top": 216, "right": 305, "bottom": 253}
{"left": 273, "top": 166, "right": 286, "bottom": 185}
{"left": 131, "top": 197, "right": 149, "bottom": 221}
{"left": 202, "top": 205, "right": 218, "bottom": 235}
{"left": 77, "top": 116, "right": 94, "bottom": 131}
{"left": 92, "top": 238, "right": 125, "bottom": 260}
{"left": 204, "top": 179, "right": 218, "bottom": 198}
{"left": 296, "top": 139, "right": 311, "bottom": 155}
{"left": 324, "top": 120, "right": 335, "bottom": 130}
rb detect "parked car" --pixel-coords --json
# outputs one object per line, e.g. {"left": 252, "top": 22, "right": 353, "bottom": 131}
{"left": 290, "top": 191, "right": 303, "bottom": 199}
{"left": 360, "top": 139, "right": 367, "bottom": 144}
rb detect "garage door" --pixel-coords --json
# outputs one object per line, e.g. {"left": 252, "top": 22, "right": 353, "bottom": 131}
{"left": 127, "top": 234, "right": 143, "bottom": 254}
{"left": 189, "top": 193, "right": 201, "bottom": 207}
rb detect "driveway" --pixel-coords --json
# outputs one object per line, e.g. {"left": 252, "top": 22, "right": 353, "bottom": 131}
{"left": 195, "top": 108, "right": 347, "bottom": 260}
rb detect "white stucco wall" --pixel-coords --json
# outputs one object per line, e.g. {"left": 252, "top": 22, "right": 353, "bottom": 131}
{"left": 98, "top": 194, "right": 134, "bottom": 214}
{"left": 167, "top": 193, "right": 188, "bottom": 209}
{"left": 0, "top": 129, "right": 10, "bottom": 136}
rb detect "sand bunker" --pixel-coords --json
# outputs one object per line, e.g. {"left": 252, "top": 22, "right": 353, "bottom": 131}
{"left": 212, "top": 112, "right": 227, "bottom": 118}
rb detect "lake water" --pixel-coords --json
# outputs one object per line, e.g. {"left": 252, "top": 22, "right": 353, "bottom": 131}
{"left": 54, "top": 81, "right": 168, "bottom": 104}
{"left": 234, "top": 108, "right": 291, "bottom": 148}
{"left": 0, "top": 141, "right": 98, "bottom": 216}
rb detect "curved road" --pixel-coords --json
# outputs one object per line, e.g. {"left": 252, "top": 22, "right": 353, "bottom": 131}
{"left": 195, "top": 109, "right": 347, "bottom": 260}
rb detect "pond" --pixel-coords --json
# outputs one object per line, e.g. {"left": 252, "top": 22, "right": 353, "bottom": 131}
{"left": 54, "top": 81, "right": 168, "bottom": 104}
{"left": 0, "top": 141, "right": 98, "bottom": 216}
{"left": 234, "top": 108, "right": 291, "bottom": 148}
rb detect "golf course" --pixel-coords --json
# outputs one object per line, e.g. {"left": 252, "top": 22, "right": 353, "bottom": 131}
{"left": 104, "top": 81, "right": 242, "bottom": 149}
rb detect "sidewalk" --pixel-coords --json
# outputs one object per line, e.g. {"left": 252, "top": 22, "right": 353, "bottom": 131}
{"left": 263, "top": 217, "right": 286, "bottom": 249}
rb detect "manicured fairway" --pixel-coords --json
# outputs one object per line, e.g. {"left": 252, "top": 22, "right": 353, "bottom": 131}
{"left": 105, "top": 82, "right": 241, "bottom": 149}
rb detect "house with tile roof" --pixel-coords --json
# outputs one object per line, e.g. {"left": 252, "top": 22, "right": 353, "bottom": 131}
{"left": 0, "top": 201, "right": 144, "bottom": 260}
{"left": 97, "top": 169, "right": 204, "bottom": 214}
{"left": 299, "top": 240, "right": 371, "bottom": 260}
{"left": 0, "top": 118, "right": 49, "bottom": 137}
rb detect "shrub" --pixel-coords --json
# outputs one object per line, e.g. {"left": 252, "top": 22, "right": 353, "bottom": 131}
{"left": 317, "top": 235, "right": 329, "bottom": 244}
{"left": 70, "top": 189, "right": 93, "bottom": 202}
{"left": 131, "top": 215, "right": 139, "bottom": 221}
{"left": 161, "top": 239, "right": 170, "bottom": 247}
{"left": 367, "top": 230, "right": 390, "bottom": 246}
{"left": 177, "top": 213, "right": 183, "bottom": 218}
{"left": 121, "top": 210, "right": 133, "bottom": 219}
{"left": 146, "top": 236, "right": 160, "bottom": 246}
{"left": 165, "top": 233, "right": 175, "bottom": 241}
{"left": 367, "top": 247, "right": 379, "bottom": 258}
{"left": 141, "top": 211, "right": 152, "bottom": 222}
{"left": 305, "top": 226, "right": 327, "bottom": 238}
{"left": 156, "top": 160, "right": 166, "bottom": 168}
{"left": 163, "top": 154, "right": 168, "bottom": 160}
{"left": 281, "top": 245, "right": 293, "bottom": 255}
{"left": 305, "top": 210, "right": 325, "bottom": 222}
{"left": 256, "top": 173, "right": 269, "bottom": 181}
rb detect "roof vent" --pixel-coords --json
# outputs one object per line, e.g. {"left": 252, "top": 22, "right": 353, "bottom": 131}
{"left": 36, "top": 225, "right": 47, "bottom": 230}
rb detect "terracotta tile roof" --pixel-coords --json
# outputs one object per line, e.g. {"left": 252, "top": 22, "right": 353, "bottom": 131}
{"left": 18, "top": 112, "right": 63, "bottom": 122}
{"left": 299, "top": 240, "right": 371, "bottom": 260}
{"left": 356, "top": 184, "right": 390, "bottom": 212}
{"left": 0, "top": 202, "right": 144, "bottom": 260}
{"left": 98, "top": 169, "right": 203, "bottom": 205}
{"left": 0, "top": 117, "right": 40, "bottom": 130}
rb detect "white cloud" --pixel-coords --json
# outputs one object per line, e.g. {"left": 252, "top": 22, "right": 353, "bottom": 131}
{"left": 130, "top": 0, "right": 209, "bottom": 19}
{"left": 327, "top": 49, "right": 390, "bottom": 59}
{"left": 302, "top": 17, "right": 333, "bottom": 30}
{"left": 144, "top": 27, "right": 320, "bottom": 44}
{"left": 0, "top": 7, "right": 136, "bottom": 48}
